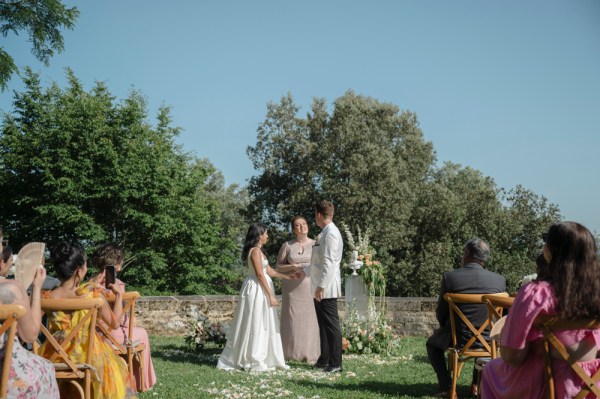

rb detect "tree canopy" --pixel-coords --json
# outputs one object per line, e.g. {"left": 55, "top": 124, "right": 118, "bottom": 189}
{"left": 0, "top": 0, "right": 79, "bottom": 91}
{"left": 0, "top": 68, "right": 245, "bottom": 294}
{"left": 247, "top": 91, "right": 561, "bottom": 295}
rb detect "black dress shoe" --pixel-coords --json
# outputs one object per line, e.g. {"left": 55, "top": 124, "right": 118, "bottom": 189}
{"left": 314, "top": 362, "right": 328, "bottom": 369}
{"left": 324, "top": 365, "right": 343, "bottom": 373}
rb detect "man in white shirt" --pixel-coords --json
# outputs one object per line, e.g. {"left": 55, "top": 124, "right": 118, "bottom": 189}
{"left": 309, "top": 200, "right": 343, "bottom": 373}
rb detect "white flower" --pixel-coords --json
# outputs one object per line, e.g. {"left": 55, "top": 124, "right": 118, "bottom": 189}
{"left": 521, "top": 273, "right": 537, "bottom": 286}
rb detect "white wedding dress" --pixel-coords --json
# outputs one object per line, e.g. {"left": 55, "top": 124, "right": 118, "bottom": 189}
{"left": 217, "top": 247, "right": 289, "bottom": 371}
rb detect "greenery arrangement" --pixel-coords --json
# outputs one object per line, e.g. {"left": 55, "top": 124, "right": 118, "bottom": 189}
{"left": 185, "top": 314, "right": 228, "bottom": 351}
{"left": 342, "top": 223, "right": 386, "bottom": 303}
{"left": 341, "top": 306, "right": 398, "bottom": 355}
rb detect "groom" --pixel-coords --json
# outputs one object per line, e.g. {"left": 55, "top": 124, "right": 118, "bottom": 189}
{"left": 310, "top": 200, "right": 343, "bottom": 373}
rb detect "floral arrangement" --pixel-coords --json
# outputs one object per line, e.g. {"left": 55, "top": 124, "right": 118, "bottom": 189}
{"left": 341, "top": 306, "right": 398, "bottom": 355}
{"left": 185, "top": 314, "right": 228, "bottom": 351}
{"left": 341, "top": 223, "right": 386, "bottom": 302}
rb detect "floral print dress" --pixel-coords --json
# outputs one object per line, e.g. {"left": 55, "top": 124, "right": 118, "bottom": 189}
{"left": 40, "top": 283, "right": 138, "bottom": 399}
{"left": 0, "top": 333, "right": 60, "bottom": 398}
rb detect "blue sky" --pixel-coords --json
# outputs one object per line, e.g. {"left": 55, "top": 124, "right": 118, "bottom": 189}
{"left": 1, "top": 1, "right": 599, "bottom": 233}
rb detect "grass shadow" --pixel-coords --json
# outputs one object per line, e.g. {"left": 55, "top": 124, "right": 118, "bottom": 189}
{"left": 151, "top": 343, "right": 222, "bottom": 366}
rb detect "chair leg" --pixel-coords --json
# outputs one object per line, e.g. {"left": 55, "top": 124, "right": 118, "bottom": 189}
{"left": 85, "top": 370, "right": 92, "bottom": 399}
{"left": 450, "top": 356, "right": 459, "bottom": 399}
{"left": 137, "top": 351, "right": 145, "bottom": 391}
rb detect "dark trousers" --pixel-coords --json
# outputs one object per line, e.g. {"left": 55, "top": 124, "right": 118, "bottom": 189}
{"left": 426, "top": 327, "right": 478, "bottom": 391}
{"left": 314, "top": 298, "right": 342, "bottom": 368}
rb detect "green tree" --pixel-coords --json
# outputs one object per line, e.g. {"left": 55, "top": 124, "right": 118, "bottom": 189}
{"left": 0, "top": 68, "right": 242, "bottom": 294}
{"left": 247, "top": 91, "right": 561, "bottom": 296}
{"left": 0, "top": 0, "right": 79, "bottom": 90}
{"left": 247, "top": 91, "right": 434, "bottom": 250}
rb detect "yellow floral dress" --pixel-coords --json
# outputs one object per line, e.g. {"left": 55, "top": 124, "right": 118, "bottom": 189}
{"left": 41, "top": 283, "right": 138, "bottom": 399}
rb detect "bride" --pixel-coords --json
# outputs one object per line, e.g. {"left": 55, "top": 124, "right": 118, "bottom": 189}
{"left": 217, "top": 223, "right": 297, "bottom": 371}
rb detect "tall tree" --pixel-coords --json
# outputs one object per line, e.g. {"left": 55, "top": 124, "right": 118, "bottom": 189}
{"left": 247, "top": 91, "right": 561, "bottom": 296}
{"left": 0, "top": 0, "right": 79, "bottom": 90}
{"left": 0, "top": 68, "right": 242, "bottom": 294}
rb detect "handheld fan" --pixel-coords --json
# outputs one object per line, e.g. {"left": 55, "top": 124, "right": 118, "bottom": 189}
{"left": 490, "top": 315, "right": 507, "bottom": 342}
{"left": 15, "top": 242, "right": 46, "bottom": 289}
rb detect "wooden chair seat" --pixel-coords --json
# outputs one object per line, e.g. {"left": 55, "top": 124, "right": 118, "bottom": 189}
{"left": 444, "top": 292, "right": 509, "bottom": 399}
{"left": 35, "top": 297, "right": 104, "bottom": 399}
{"left": 0, "top": 304, "right": 27, "bottom": 398}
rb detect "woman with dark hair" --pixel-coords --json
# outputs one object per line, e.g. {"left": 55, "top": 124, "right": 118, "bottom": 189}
{"left": 276, "top": 216, "right": 320, "bottom": 363}
{"left": 40, "top": 242, "right": 137, "bottom": 398}
{"left": 88, "top": 242, "right": 156, "bottom": 391}
{"left": 217, "top": 223, "right": 297, "bottom": 371}
{"left": 481, "top": 221, "right": 600, "bottom": 398}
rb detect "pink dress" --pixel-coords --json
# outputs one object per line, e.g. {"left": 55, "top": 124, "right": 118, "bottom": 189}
{"left": 481, "top": 281, "right": 600, "bottom": 398}
{"left": 110, "top": 279, "right": 157, "bottom": 392}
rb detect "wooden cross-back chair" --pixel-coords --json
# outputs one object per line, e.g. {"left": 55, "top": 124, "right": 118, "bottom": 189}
{"left": 482, "top": 295, "right": 514, "bottom": 358}
{"left": 444, "top": 292, "right": 509, "bottom": 399}
{"left": 97, "top": 291, "right": 145, "bottom": 391}
{"left": 34, "top": 297, "right": 104, "bottom": 399}
{"left": 534, "top": 315, "right": 600, "bottom": 399}
{"left": 472, "top": 294, "right": 515, "bottom": 398}
{"left": 0, "top": 304, "right": 26, "bottom": 399}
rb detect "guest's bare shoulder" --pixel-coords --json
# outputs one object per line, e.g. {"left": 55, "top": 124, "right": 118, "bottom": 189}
{"left": 0, "top": 279, "right": 25, "bottom": 304}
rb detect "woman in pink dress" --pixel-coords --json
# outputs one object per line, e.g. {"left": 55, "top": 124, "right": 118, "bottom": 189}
{"left": 89, "top": 242, "right": 157, "bottom": 392}
{"left": 481, "top": 221, "right": 600, "bottom": 398}
{"left": 276, "top": 216, "right": 320, "bottom": 364}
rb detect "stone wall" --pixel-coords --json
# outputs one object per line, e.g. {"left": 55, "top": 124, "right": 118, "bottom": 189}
{"left": 135, "top": 295, "right": 439, "bottom": 337}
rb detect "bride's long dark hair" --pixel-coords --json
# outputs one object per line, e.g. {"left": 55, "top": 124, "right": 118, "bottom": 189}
{"left": 241, "top": 223, "right": 268, "bottom": 261}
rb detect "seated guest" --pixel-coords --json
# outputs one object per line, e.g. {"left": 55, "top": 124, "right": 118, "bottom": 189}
{"left": 426, "top": 238, "right": 506, "bottom": 398}
{"left": 88, "top": 242, "right": 156, "bottom": 391}
{"left": 41, "top": 241, "right": 138, "bottom": 399}
{"left": 1, "top": 245, "right": 13, "bottom": 278}
{"left": 481, "top": 221, "right": 600, "bottom": 398}
{"left": 0, "top": 240, "right": 59, "bottom": 398}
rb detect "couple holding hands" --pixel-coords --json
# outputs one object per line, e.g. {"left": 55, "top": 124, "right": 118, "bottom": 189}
{"left": 217, "top": 200, "right": 344, "bottom": 373}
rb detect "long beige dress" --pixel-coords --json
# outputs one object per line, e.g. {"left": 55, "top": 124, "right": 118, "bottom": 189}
{"left": 276, "top": 239, "right": 320, "bottom": 363}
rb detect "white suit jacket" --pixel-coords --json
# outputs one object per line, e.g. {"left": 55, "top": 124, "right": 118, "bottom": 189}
{"left": 309, "top": 222, "right": 343, "bottom": 299}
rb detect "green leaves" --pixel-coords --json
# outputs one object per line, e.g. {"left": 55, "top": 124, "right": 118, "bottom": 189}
{"left": 0, "top": 69, "right": 243, "bottom": 295}
{"left": 0, "top": 0, "right": 79, "bottom": 90}
{"left": 247, "top": 91, "right": 561, "bottom": 296}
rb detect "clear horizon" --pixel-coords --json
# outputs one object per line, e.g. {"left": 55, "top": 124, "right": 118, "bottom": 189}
{"left": 1, "top": 0, "right": 599, "bottom": 233}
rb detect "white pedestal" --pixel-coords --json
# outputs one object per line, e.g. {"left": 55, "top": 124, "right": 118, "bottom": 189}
{"left": 345, "top": 275, "right": 369, "bottom": 320}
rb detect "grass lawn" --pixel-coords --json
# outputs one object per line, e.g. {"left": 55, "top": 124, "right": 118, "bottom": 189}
{"left": 138, "top": 336, "right": 476, "bottom": 399}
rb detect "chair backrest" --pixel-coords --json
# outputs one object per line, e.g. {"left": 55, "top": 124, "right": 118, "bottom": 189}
{"left": 482, "top": 295, "right": 514, "bottom": 358}
{"left": 444, "top": 292, "right": 509, "bottom": 357}
{"left": 35, "top": 298, "right": 104, "bottom": 376}
{"left": 533, "top": 315, "right": 600, "bottom": 399}
{"left": 97, "top": 291, "right": 141, "bottom": 354}
{"left": 0, "top": 304, "right": 26, "bottom": 398}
